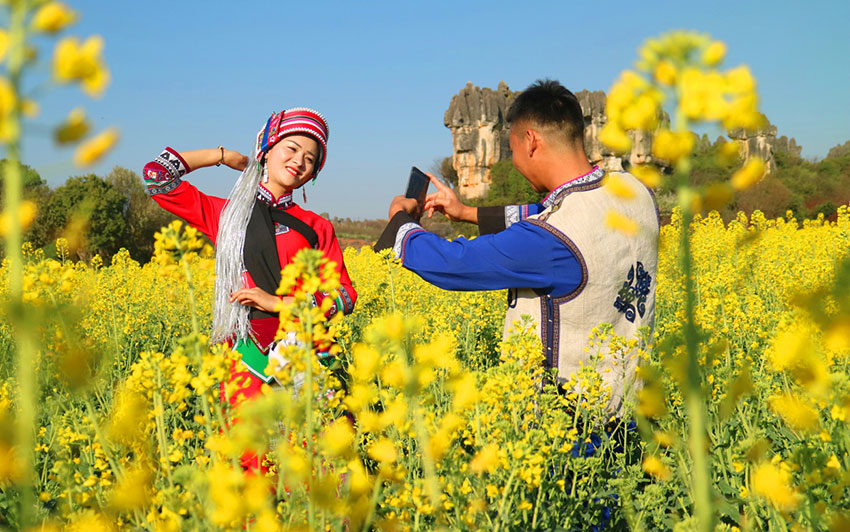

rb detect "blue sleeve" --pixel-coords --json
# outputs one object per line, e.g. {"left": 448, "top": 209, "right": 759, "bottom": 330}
{"left": 478, "top": 202, "right": 545, "bottom": 235}
{"left": 401, "top": 220, "right": 582, "bottom": 297}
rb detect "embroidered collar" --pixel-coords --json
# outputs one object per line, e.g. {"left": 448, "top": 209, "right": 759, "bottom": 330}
{"left": 541, "top": 166, "right": 605, "bottom": 208}
{"left": 257, "top": 184, "right": 294, "bottom": 210}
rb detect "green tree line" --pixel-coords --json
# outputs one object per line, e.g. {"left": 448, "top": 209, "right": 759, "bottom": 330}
{"left": 1, "top": 162, "right": 175, "bottom": 261}
{"left": 464, "top": 138, "right": 850, "bottom": 223}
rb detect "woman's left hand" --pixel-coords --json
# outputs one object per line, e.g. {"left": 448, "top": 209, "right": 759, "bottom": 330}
{"left": 229, "top": 287, "right": 288, "bottom": 313}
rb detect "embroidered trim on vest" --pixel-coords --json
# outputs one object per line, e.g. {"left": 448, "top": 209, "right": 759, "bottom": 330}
{"left": 393, "top": 222, "right": 425, "bottom": 261}
{"left": 542, "top": 166, "right": 606, "bottom": 208}
{"left": 539, "top": 296, "right": 562, "bottom": 371}
{"left": 525, "top": 218, "right": 588, "bottom": 372}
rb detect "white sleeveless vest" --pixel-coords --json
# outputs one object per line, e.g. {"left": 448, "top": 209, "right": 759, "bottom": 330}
{"left": 503, "top": 171, "right": 659, "bottom": 415}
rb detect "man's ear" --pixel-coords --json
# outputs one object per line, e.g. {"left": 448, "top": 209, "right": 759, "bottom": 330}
{"left": 527, "top": 128, "right": 542, "bottom": 158}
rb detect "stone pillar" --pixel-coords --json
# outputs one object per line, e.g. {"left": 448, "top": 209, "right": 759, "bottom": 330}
{"left": 729, "top": 120, "right": 779, "bottom": 173}
{"left": 444, "top": 81, "right": 514, "bottom": 199}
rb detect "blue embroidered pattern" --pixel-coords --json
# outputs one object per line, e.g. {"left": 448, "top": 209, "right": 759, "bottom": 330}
{"left": 613, "top": 261, "right": 651, "bottom": 323}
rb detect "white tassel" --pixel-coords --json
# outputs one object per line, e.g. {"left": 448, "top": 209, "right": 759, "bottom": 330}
{"left": 262, "top": 164, "right": 269, "bottom": 183}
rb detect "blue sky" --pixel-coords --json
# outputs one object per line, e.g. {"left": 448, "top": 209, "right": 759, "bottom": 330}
{"left": 17, "top": 0, "right": 850, "bottom": 219}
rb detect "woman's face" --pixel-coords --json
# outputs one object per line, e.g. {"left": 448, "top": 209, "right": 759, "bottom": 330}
{"left": 265, "top": 133, "right": 320, "bottom": 194}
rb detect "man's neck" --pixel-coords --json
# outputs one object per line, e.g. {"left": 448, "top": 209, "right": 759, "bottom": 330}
{"left": 537, "top": 154, "right": 594, "bottom": 192}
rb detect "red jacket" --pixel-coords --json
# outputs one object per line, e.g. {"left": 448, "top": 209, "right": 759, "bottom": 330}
{"left": 143, "top": 147, "right": 357, "bottom": 347}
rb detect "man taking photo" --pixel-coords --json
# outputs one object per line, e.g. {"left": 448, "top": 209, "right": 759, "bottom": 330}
{"left": 376, "top": 79, "right": 659, "bottom": 415}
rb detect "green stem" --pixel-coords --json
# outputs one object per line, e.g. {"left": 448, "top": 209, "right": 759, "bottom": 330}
{"left": 494, "top": 468, "right": 516, "bottom": 532}
{"left": 411, "top": 400, "right": 442, "bottom": 515}
{"left": 303, "top": 304, "right": 316, "bottom": 530}
{"left": 385, "top": 254, "right": 397, "bottom": 313}
{"left": 153, "top": 366, "right": 173, "bottom": 488}
{"left": 82, "top": 398, "right": 125, "bottom": 483}
{"left": 674, "top": 117, "right": 713, "bottom": 531}
{"left": 531, "top": 482, "right": 544, "bottom": 529}
{"left": 7, "top": 1, "right": 36, "bottom": 527}
{"left": 359, "top": 470, "right": 385, "bottom": 532}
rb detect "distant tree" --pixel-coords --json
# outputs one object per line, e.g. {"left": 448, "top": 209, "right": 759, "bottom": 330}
{"left": 440, "top": 156, "right": 458, "bottom": 189}
{"left": 484, "top": 159, "right": 542, "bottom": 206}
{"left": 426, "top": 156, "right": 459, "bottom": 189}
{"left": 0, "top": 160, "right": 53, "bottom": 248}
{"left": 42, "top": 174, "right": 128, "bottom": 260}
{"left": 106, "top": 166, "right": 175, "bottom": 260}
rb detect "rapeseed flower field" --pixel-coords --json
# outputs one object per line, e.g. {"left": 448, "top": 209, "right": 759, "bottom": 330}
{"left": 0, "top": 2, "right": 848, "bottom": 529}
{"left": 0, "top": 208, "right": 849, "bottom": 531}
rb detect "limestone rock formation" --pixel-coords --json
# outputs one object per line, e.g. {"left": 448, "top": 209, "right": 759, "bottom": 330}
{"left": 827, "top": 140, "right": 850, "bottom": 159}
{"left": 774, "top": 135, "right": 802, "bottom": 159}
{"left": 444, "top": 82, "right": 665, "bottom": 199}
{"left": 443, "top": 81, "right": 514, "bottom": 198}
{"left": 728, "top": 119, "right": 800, "bottom": 172}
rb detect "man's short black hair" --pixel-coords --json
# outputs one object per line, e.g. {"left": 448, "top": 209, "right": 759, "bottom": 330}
{"left": 506, "top": 79, "right": 585, "bottom": 148}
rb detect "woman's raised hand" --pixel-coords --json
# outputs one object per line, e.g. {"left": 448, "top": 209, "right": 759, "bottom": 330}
{"left": 229, "top": 287, "right": 293, "bottom": 313}
{"left": 423, "top": 172, "right": 477, "bottom": 223}
{"left": 223, "top": 149, "right": 248, "bottom": 171}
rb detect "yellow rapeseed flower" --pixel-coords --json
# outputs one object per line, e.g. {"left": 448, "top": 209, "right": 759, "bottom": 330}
{"left": 54, "top": 107, "right": 90, "bottom": 144}
{"left": 620, "top": 93, "right": 661, "bottom": 131}
{"left": 32, "top": 2, "right": 77, "bottom": 33}
{"left": 605, "top": 209, "right": 639, "bottom": 236}
{"left": 321, "top": 418, "right": 355, "bottom": 457}
{"left": 653, "top": 60, "right": 676, "bottom": 85}
{"left": 630, "top": 165, "right": 662, "bottom": 188}
{"left": 470, "top": 443, "right": 500, "bottom": 474}
{"left": 726, "top": 65, "right": 755, "bottom": 94}
{"left": 73, "top": 127, "right": 119, "bottom": 167}
{"left": 642, "top": 456, "right": 672, "bottom": 481}
{"left": 21, "top": 98, "right": 39, "bottom": 118}
{"left": 0, "top": 200, "right": 38, "bottom": 237}
{"left": 0, "top": 75, "right": 17, "bottom": 140}
{"left": 826, "top": 455, "right": 841, "bottom": 471}
{"left": 652, "top": 431, "right": 675, "bottom": 448}
{"left": 717, "top": 140, "right": 742, "bottom": 165}
{"left": 603, "top": 173, "right": 637, "bottom": 199}
{"left": 636, "top": 384, "right": 667, "bottom": 419}
{"left": 599, "top": 123, "right": 632, "bottom": 154}
{"left": 751, "top": 462, "right": 800, "bottom": 511}
{"left": 703, "top": 183, "right": 734, "bottom": 212}
{"left": 652, "top": 129, "right": 695, "bottom": 163}
{"left": 52, "top": 35, "right": 110, "bottom": 97}
{"left": 108, "top": 466, "right": 152, "bottom": 511}
{"left": 769, "top": 393, "right": 819, "bottom": 433}
{"left": 824, "top": 317, "right": 850, "bottom": 354}
{"left": 368, "top": 438, "right": 398, "bottom": 464}
{"left": 65, "top": 512, "right": 115, "bottom": 532}
{"left": 730, "top": 158, "right": 766, "bottom": 191}
{"left": 702, "top": 41, "right": 727, "bottom": 66}
{"left": 0, "top": 30, "right": 8, "bottom": 63}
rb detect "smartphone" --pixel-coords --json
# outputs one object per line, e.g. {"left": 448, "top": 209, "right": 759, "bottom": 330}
{"left": 405, "top": 166, "right": 429, "bottom": 201}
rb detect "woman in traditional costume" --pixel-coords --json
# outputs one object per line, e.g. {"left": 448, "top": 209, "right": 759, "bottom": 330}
{"left": 142, "top": 108, "right": 357, "bottom": 410}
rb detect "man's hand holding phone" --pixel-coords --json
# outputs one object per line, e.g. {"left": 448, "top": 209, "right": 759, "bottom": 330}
{"left": 388, "top": 166, "right": 430, "bottom": 221}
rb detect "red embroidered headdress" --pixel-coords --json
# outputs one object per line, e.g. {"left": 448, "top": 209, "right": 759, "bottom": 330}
{"left": 256, "top": 108, "right": 329, "bottom": 176}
